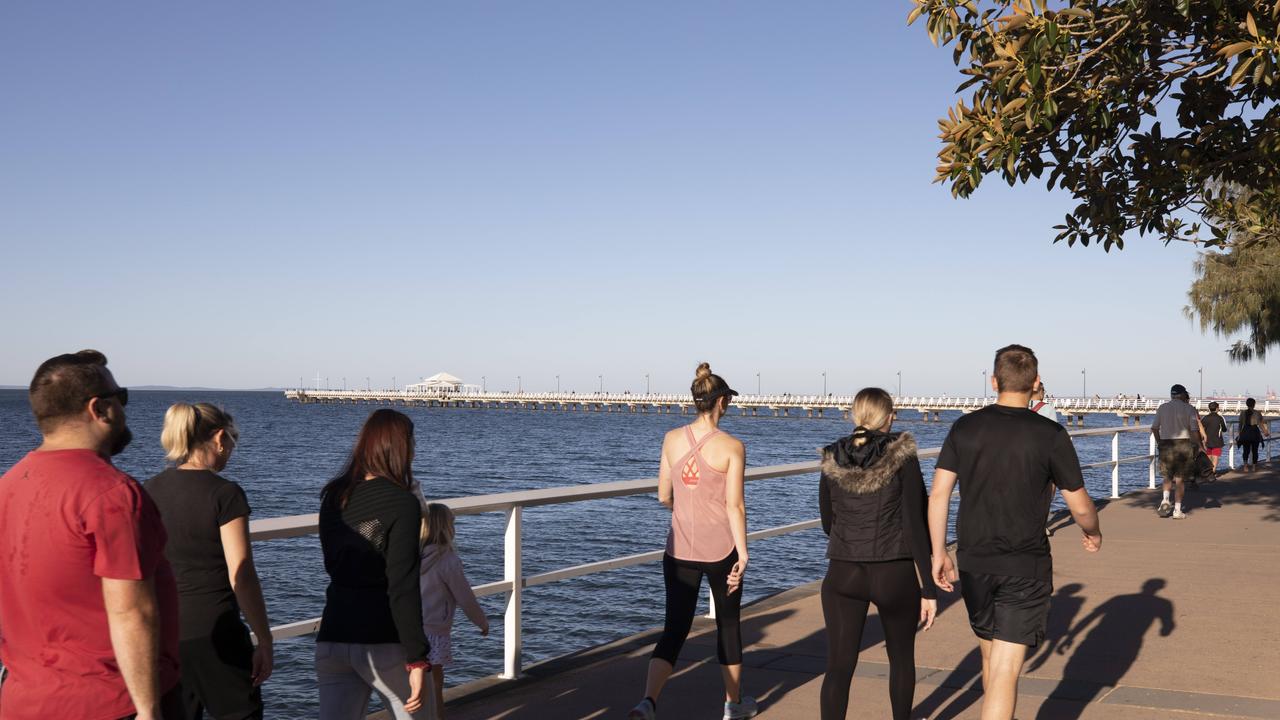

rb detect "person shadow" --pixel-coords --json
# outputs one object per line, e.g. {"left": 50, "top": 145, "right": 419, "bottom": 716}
{"left": 1034, "top": 578, "right": 1175, "bottom": 720}
{"left": 910, "top": 584, "right": 1085, "bottom": 720}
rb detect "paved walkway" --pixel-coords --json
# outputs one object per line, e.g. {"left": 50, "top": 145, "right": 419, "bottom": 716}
{"left": 447, "top": 466, "right": 1280, "bottom": 719}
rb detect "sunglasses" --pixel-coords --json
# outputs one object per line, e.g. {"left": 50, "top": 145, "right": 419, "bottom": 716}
{"left": 91, "top": 387, "right": 129, "bottom": 407}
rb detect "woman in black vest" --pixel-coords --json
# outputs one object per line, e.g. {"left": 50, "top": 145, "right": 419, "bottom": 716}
{"left": 818, "top": 388, "right": 940, "bottom": 720}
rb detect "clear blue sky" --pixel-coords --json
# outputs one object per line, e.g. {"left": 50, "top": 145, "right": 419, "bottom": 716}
{"left": 1, "top": 2, "right": 1272, "bottom": 397}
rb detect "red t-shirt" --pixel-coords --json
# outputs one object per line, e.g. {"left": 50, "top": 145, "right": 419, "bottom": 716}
{"left": 0, "top": 450, "right": 180, "bottom": 720}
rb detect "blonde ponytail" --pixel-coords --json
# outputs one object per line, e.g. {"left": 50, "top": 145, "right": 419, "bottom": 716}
{"left": 851, "top": 388, "right": 894, "bottom": 446}
{"left": 161, "top": 402, "right": 239, "bottom": 464}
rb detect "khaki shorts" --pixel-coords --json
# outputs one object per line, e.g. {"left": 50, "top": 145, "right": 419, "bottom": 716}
{"left": 1158, "top": 439, "right": 1198, "bottom": 480}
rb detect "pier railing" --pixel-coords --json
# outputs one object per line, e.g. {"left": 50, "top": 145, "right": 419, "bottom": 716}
{"left": 284, "top": 388, "right": 1278, "bottom": 420}
{"left": 243, "top": 422, "right": 1269, "bottom": 682}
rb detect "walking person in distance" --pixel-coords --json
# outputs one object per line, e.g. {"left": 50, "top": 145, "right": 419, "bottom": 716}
{"left": 1151, "top": 384, "right": 1206, "bottom": 519}
{"left": 928, "top": 344, "right": 1102, "bottom": 720}
{"left": 0, "top": 350, "right": 182, "bottom": 719}
{"left": 1237, "top": 398, "right": 1270, "bottom": 473}
{"left": 630, "top": 363, "right": 756, "bottom": 720}
{"left": 145, "top": 403, "right": 273, "bottom": 719}
{"left": 316, "top": 409, "right": 432, "bottom": 719}
{"left": 818, "top": 388, "right": 938, "bottom": 720}
{"left": 1201, "top": 402, "right": 1228, "bottom": 477}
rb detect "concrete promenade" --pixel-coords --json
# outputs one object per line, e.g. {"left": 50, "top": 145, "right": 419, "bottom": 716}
{"left": 447, "top": 466, "right": 1280, "bottom": 719}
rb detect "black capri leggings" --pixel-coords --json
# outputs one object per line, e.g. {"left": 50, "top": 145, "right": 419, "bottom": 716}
{"left": 1242, "top": 441, "right": 1261, "bottom": 466}
{"left": 652, "top": 550, "right": 742, "bottom": 666}
{"left": 820, "top": 559, "right": 921, "bottom": 720}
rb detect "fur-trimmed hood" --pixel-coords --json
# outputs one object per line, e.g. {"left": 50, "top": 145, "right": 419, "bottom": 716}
{"left": 820, "top": 432, "right": 917, "bottom": 495}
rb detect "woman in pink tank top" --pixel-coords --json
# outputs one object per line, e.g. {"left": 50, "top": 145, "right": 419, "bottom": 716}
{"left": 629, "top": 363, "right": 757, "bottom": 720}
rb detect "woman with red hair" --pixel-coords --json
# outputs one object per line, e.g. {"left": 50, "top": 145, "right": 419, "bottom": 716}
{"left": 315, "top": 409, "right": 432, "bottom": 719}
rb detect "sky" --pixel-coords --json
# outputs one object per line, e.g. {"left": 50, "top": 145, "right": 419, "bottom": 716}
{"left": 0, "top": 2, "right": 1272, "bottom": 397}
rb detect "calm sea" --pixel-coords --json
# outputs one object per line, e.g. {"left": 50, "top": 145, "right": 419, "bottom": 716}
{"left": 0, "top": 389, "right": 1155, "bottom": 716}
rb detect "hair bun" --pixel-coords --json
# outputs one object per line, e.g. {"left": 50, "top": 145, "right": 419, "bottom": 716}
{"left": 695, "top": 362, "right": 712, "bottom": 379}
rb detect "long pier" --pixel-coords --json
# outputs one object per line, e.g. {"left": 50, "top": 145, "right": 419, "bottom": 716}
{"left": 283, "top": 389, "right": 1277, "bottom": 426}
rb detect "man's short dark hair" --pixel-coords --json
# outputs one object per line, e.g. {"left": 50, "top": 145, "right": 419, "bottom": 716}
{"left": 993, "top": 344, "right": 1038, "bottom": 393}
{"left": 29, "top": 350, "right": 112, "bottom": 431}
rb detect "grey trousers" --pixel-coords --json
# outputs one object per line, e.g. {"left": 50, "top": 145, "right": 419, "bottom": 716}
{"left": 316, "top": 642, "right": 435, "bottom": 720}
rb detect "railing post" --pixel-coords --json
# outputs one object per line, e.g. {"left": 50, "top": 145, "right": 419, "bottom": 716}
{"left": 1229, "top": 422, "right": 1237, "bottom": 469}
{"left": 1148, "top": 433, "right": 1157, "bottom": 489}
{"left": 502, "top": 506, "right": 523, "bottom": 679}
{"left": 1111, "top": 431, "right": 1120, "bottom": 498}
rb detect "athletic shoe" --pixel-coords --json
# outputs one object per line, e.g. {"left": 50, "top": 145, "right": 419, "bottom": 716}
{"left": 724, "top": 696, "right": 759, "bottom": 720}
{"left": 628, "top": 698, "right": 656, "bottom": 720}
{"left": 1157, "top": 501, "right": 1173, "bottom": 518}
{"left": 1172, "top": 509, "right": 1187, "bottom": 519}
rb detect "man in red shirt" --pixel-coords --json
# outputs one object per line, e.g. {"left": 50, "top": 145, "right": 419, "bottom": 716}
{"left": 0, "top": 350, "right": 181, "bottom": 720}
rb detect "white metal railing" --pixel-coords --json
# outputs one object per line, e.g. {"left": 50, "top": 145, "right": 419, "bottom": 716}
{"left": 245, "top": 423, "right": 1214, "bottom": 681}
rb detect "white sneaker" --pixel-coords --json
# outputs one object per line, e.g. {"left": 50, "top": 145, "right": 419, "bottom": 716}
{"left": 1172, "top": 509, "right": 1187, "bottom": 519}
{"left": 628, "top": 698, "right": 656, "bottom": 720}
{"left": 724, "top": 696, "right": 759, "bottom": 720}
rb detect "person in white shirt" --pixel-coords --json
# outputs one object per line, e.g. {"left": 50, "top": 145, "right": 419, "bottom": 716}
{"left": 1150, "top": 384, "right": 1207, "bottom": 519}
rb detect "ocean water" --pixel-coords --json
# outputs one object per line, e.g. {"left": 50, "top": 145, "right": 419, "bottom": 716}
{"left": 0, "top": 389, "right": 1156, "bottom": 716}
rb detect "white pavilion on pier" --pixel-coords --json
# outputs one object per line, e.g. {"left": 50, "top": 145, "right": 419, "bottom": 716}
{"left": 405, "top": 372, "right": 468, "bottom": 394}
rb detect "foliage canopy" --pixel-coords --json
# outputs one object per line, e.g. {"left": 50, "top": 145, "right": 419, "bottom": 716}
{"left": 910, "top": 0, "right": 1280, "bottom": 360}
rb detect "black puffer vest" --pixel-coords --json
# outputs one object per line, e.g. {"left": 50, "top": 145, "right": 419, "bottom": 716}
{"left": 819, "top": 431, "right": 918, "bottom": 562}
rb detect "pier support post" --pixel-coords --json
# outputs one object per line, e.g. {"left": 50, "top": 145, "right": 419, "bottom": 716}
{"left": 502, "top": 507, "right": 522, "bottom": 679}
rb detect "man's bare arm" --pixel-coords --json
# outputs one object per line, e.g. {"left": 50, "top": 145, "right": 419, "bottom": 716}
{"left": 102, "top": 577, "right": 162, "bottom": 719}
{"left": 1060, "top": 486, "right": 1102, "bottom": 552}
{"left": 928, "top": 469, "right": 958, "bottom": 591}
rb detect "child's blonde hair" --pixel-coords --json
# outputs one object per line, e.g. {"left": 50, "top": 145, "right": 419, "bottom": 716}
{"left": 420, "top": 503, "right": 456, "bottom": 548}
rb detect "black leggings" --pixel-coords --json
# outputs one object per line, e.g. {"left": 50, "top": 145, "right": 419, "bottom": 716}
{"left": 1242, "top": 441, "right": 1261, "bottom": 466}
{"left": 653, "top": 550, "right": 742, "bottom": 666}
{"left": 820, "top": 559, "right": 921, "bottom": 720}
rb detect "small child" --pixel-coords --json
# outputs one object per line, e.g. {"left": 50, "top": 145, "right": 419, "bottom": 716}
{"left": 420, "top": 503, "right": 489, "bottom": 719}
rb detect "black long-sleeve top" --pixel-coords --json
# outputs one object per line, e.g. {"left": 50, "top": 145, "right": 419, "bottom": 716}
{"left": 317, "top": 477, "right": 429, "bottom": 664}
{"left": 819, "top": 431, "right": 938, "bottom": 600}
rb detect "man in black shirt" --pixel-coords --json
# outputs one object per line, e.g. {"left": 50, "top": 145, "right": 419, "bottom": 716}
{"left": 928, "top": 344, "right": 1102, "bottom": 720}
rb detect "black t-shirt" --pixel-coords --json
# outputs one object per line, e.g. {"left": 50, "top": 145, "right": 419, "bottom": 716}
{"left": 1202, "top": 413, "right": 1227, "bottom": 448}
{"left": 936, "top": 404, "right": 1085, "bottom": 581}
{"left": 144, "top": 468, "right": 251, "bottom": 639}
{"left": 317, "top": 477, "right": 429, "bottom": 665}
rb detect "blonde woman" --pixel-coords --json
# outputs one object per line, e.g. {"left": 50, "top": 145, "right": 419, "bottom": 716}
{"left": 818, "top": 388, "right": 937, "bottom": 720}
{"left": 419, "top": 503, "right": 489, "bottom": 719}
{"left": 145, "top": 403, "right": 271, "bottom": 720}
{"left": 630, "top": 363, "right": 756, "bottom": 720}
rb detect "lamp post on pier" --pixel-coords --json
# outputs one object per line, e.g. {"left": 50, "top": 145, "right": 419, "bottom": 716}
{"left": 517, "top": 376, "right": 522, "bottom": 393}
{"left": 897, "top": 370, "right": 902, "bottom": 399}
{"left": 822, "top": 371, "right": 827, "bottom": 396}
{"left": 982, "top": 370, "right": 987, "bottom": 400}
{"left": 756, "top": 372, "right": 761, "bottom": 396}
{"left": 1198, "top": 367, "right": 1203, "bottom": 400}
{"left": 1082, "top": 368, "right": 1087, "bottom": 398}
{"left": 645, "top": 373, "right": 650, "bottom": 395}
{"left": 556, "top": 375, "right": 560, "bottom": 393}
{"left": 598, "top": 374, "right": 603, "bottom": 393}
{"left": 482, "top": 376, "right": 486, "bottom": 392}
{"left": 366, "top": 376, "right": 371, "bottom": 391}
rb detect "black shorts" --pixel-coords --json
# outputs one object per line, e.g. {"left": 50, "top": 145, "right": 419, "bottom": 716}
{"left": 959, "top": 571, "right": 1052, "bottom": 648}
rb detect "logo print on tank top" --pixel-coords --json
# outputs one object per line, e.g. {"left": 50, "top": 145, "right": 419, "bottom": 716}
{"left": 681, "top": 455, "right": 700, "bottom": 487}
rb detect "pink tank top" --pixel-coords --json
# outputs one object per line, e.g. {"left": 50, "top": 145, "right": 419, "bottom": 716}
{"left": 665, "top": 426, "right": 736, "bottom": 562}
